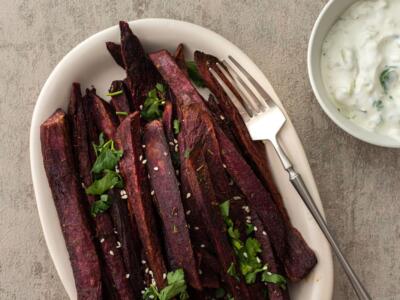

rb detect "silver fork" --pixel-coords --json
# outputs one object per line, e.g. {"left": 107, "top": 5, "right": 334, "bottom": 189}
{"left": 209, "top": 56, "right": 371, "bottom": 300}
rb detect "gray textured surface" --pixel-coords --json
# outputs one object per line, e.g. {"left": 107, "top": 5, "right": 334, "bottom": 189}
{"left": 0, "top": 0, "right": 398, "bottom": 299}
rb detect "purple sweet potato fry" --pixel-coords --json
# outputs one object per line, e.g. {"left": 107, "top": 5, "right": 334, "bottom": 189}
{"left": 40, "top": 109, "right": 102, "bottom": 300}
{"left": 119, "top": 21, "right": 162, "bottom": 109}
{"left": 86, "top": 88, "right": 118, "bottom": 139}
{"left": 251, "top": 213, "right": 290, "bottom": 300}
{"left": 173, "top": 43, "right": 188, "bottom": 76}
{"left": 150, "top": 49, "right": 223, "bottom": 288}
{"left": 109, "top": 80, "right": 133, "bottom": 122}
{"left": 69, "top": 84, "right": 136, "bottom": 299}
{"left": 194, "top": 50, "right": 291, "bottom": 224}
{"left": 185, "top": 149, "right": 252, "bottom": 300}
{"left": 161, "top": 101, "right": 174, "bottom": 144}
{"left": 144, "top": 120, "right": 202, "bottom": 290}
{"left": 106, "top": 41, "right": 124, "bottom": 68}
{"left": 116, "top": 112, "right": 167, "bottom": 287}
{"left": 217, "top": 129, "right": 317, "bottom": 281}
{"left": 149, "top": 50, "right": 204, "bottom": 108}
{"left": 108, "top": 189, "right": 144, "bottom": 298}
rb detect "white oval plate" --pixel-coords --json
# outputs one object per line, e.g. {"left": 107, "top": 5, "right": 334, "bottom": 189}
{"left": 30, "top": 19, "right": 333, "bottom": 300}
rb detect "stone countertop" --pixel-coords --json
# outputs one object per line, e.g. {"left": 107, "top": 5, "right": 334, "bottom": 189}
{"left": 1, "top": 1, "right": 398, "bottom": 299}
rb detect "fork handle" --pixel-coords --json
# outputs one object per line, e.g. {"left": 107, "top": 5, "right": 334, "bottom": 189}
{"left": 288, "top": 168, "right": 371, "bottom": 300}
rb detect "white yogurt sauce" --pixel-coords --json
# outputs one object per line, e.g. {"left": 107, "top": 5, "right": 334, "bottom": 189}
{"left": 321, "top": 0, "right": 400, "bottom": 139}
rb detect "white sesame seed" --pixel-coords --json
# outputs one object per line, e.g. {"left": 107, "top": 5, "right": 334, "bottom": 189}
{"left": 100, "top": 238, "right": 105, "bottom": 243}
{"left": 141, "top": 260, "right": 146, "bottom": 265}
{"left": 139, "top": 155, "right": 143, "bottom": 161}
{"left": 145, "top": 268, "right": 149, "bottom": 274}
{"left": 228, "top": 180, "right": 234, "bottom": 186}
{"left": 173, "top": 138, "right": 178, "bottom": 144}
{"left": 109, "top": 250, "right": 114, "bottom": 256}
{"left": 149, "top": 295, "right": 154, "bottom": 299}
{"left": 114, "top": 229, "right": 118, "bottom": 234}
{"left": 139, "top": 105, "right": 143, "bottom": 110}
{"left": 81, "top": 182, "right": 85, "bottom": 188}
{"left": 233, "top": 196, "right": 241, "bottom": 200}
{"left": 169, "top": 142, "right": 174, "bottom": 146}
{"left": 186, "top": 193, "right": 191, "bottom": 199}
{"left": 175, "top": 170, "right": 179, "bottom": 175}
{"left": 242, "top": 206, "right": 250, "bottom": 213}
{"left": 198, "top": 269, "right": 203, "bottom": 275}
{"left": 150, "top": 190, "right": 155, "bottom": 196}
{"left": 142, "top": 144, "right": 146, "bottom": 148}
{"left": 163, "top": 273, "right": 167, "bottom": 279}
{"left": 220, "top": 115, "right": 225, "bottom": 120}
{"left": 186, "top": 210, "right": 191, "bottom": 215}
{"left": 163, "top": 152, "right": 168, "bottom": 156}
{"left": 116, "top": 241, "right": 122, "bottom": 248}
{"left": 267, "top": 271, "right": 272, "bottom": 275}
{"left": 149, "top": 270, "right": 153, "bottom": 276}
{"left": 194, "top": 226, "right": 200, "bottom": 230}
{"left": 256, "top": 257, "right": 261, "bottom": 263}
{"left": 174, "top": 144, "right": 179, "bottom": 151}
{"left": 141, "top": 290, "right": 145, "bottom": 295}
{"left": 200, "top": 244, "right": 205, "bottom": 248}
{"left": 151, "top": 278, "right": 156, "bottom": 285}
{"left": 246, "top": 219, "right": 251, "bottom": 224}
{"left": 262, "top": 231, "right": 267, "bottom": 236}
{"left": 121, "top": 194, "right": 128, "bottom": 199}
{"left": 142, "top": 159, "right": 147, "bottom": 165}
{"left": 243, "top": 252, "right": 248, "bottom": 258}
{"left": 222, "top": 164, "right": 227, "bottom": 169}
{"left": 254, "top": 226, "right": 258, "bottom": 232}
{"left": 154, "top": 166, "right": 159, "bottom": 171}
{"left": 125, "top": 273, "right": 130, "bottom": 278}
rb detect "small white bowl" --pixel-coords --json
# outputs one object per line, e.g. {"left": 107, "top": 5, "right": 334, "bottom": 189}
{"left": 308, "top": 0, "right": 400, "bottom": 148}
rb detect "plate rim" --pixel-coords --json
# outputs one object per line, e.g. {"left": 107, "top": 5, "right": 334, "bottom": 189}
{"left": 30, "top": 18, "right": 334, "bottom": 299}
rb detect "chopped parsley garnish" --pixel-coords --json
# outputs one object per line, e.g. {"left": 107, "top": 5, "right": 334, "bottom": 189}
{"left": 184, "top": 149, "right": 191, "bottom": 159}
{"left": 116, "top": 111, "right": 128, "bottom": 116}
{"left": 215, "top": 288, "right": 225, "bottom": 299}
{"left": 379, "top": 66, "right": 398, "bottom": 94}
{"left": 372, "top": 99, "right": 384, "bottom": 111}
{"left": 173, "top": 119, "right": 181, "bottom": 134}
{"left": 186, "top": 61, "right": 205, "bottom": 87}
{"left": 107, "top": 90, "right": 124, "bottom": 97}
{"left": 261, "top": 271, "right": 287, "bottom": 289}
{"left": 245, "top": 223, "right": 255, "bottom": 235}
{"left": 85, "top": 169, "right": 123, "bottom": 195}
{"left": 91, "top": 194, "right": 112, "bottom": 217}
{"left": 227, "top": 262, "right": 239, "bottom": 281}
{"left": 143, "top": 268, "right": 189, "bottom": 300}
{"left": 219, "top": 200, "right": 287, "bottom": 288}
{"left": 91, "top": 135, "right": 123, "bottom": 174}
{"left": 141, "top": 83, "right": 166, "bottom": 121}
{"left": 85, "top": 133, "right": 124, "bottom": 216}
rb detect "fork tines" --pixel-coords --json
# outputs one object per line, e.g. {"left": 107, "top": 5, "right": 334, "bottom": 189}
{"left": 209, "top": 56, "right": 276, "bottom": 119}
